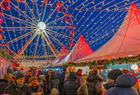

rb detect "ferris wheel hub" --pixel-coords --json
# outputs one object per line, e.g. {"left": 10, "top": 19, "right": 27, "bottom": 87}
{"left": 37, "top": 22, "right": 46, "bottom": 30}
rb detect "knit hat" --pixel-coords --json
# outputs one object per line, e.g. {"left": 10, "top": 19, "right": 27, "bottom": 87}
{"left": 108, "top": 69, "right": 123, "bottom": 80}
{"left": 29, "top": 76, "right": 38, "bottom": 83}
{"left": 14, "top": 72, "right": 25, "bottom": 80}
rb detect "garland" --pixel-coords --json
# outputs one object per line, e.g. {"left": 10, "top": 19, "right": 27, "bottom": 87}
{"left": 63, "top": 55, "right": 140, "bottom": 67}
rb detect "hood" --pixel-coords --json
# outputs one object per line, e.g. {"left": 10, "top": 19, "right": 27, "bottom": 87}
{"left": 86, "top": 73, "right": 103, "bottom": 82}
{"left": 115, "top": 74, "right": 136, "bottom": 88}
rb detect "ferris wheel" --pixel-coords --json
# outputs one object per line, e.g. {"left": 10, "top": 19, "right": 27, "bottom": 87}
{"left": 0, "top": 0, "right": 140, "bottom": 60}
{"left": 0, "top": 0, "right": 75, "bottom": 59}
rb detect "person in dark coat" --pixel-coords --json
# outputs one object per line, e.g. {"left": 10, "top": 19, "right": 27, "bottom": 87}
{"left": 86, "top": 70, "right": 103, "bottom": 95}
{"left": 0, "top": 79, "right": 8, "bottom": 94}
{"left": 39, "top": 75, "right": 48, "bottom": 95}
{"left": 4, "top": 72, "right": 31, "bottom": 95}
{"left": 25, "top": 70, "right": 33, "bottom": 84}
{"left": 104, "top": 74, "right": 139, "bottom": 95}
{"left": 104, "top": 69, "right": 123, "bottom": 90}
{"left": 48, "top": 71, "right": 60, "bottom": 92}
{"left": 63, "top": 72, "right": 79, "bottom": 95}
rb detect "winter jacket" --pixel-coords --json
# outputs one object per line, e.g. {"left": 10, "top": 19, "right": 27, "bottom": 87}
{"left": 40, "top": 79, "right": 48, "bottom": 95}
{"left": 4, "top": 83, "right": 31, "bottom": 95}
{"left": 0, "top": 79, "right": 8, "bottom": 94}
{"left": 63, "top": 80, "right": 79, "bottom": 95}
{"left": 30, "top": 85, "right": 44, "bottom": 95}
{"left": 63, "top": 72, "right": 79, "bottom": 95}
{"left": 86, "top": 74, "right": 103, "bottom": 95}
{"left": 104, "top": 74, "right": 139, "bottom": 95}
{"left": 48, "top": 74, "right": 60, "bottom": 91}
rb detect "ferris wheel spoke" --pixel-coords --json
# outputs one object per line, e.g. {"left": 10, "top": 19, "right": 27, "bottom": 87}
{"left": 33, "top": 35, "right": 40, "bottom": 57}
{"left": 24, "top": 2, "right": 38, "bottom": 22}
{"left": 2, "top": 27, "right": 36, "bottom": 29}
{"left": 41, "top": 36, "right": 47, "bottom": 56}
{"left": 42, "top": 34, "right": 57, "bottom": 57}
{"left": 44, "top": 7, "right": 57, "bottom": 23}
{"left": 48, "top": 25, "right": 72, "bottom": 29}
{"left": 7, "top": 31, "right": 33, "bottom": 43}
{"left": 47, "top": 32, "right": 66, "bottom": 48}
{"left": 41, "top": 0, "right": 51, "bottom": 21}
{"left": 17, "top": 32, "right": 38, "bottom": 56}
{"left": 10, "top": 2, "right": 37, "bottom": 25}
{"left": 1, "top": 9, "right": 17, "bottom": 51}
{"left": 2, "top": 29, "right": 36, "bottom": 32}
{"left": 3, "top": 13, "right": 36, "bottom": 27}
{"left": 2, "top": 27, "right": 36, "bottom": 31}
{"left": 48, "top": 29, "right": 71, "bottom": 39}
{"left": 44, "top": 0, "right": 69, "bottom": 23}
{"left": 34, "top": 0, "right": 40, "bottom": 20}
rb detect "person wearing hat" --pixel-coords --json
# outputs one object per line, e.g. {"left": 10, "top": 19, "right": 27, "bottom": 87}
{"left": 104, "top": 69, "right": 123, "bottom": 90}
{"left": 4, "top": 72, "right": 31, "bottom": 95}
{"left": 28, "top": 76, "right": 44, "bottom": 95}
{"left": 104, "top": 74, "right": 139, "bottom": 95}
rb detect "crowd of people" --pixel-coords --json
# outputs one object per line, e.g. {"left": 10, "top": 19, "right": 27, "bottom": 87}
{"left": 0, "top": 66, "right": 140, "bottom": 95}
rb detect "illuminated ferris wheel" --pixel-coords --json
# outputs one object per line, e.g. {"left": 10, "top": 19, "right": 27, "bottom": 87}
{"left": 0, "top": 0, "right": 75, "bottom": 59}
{"left": 0, "top": 0, "right": 140, "bottom": 60}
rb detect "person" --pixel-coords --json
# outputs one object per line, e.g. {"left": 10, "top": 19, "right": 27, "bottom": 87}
{"left": 25, "top": 70, "right": 33, "bottom": 84}
{"left": 104, "top": 74, "right": 139, "bottom": 95}
{"left": 77, "top": 75, "right": 88, "bottom": 95}
{"left": 104, "top": 69, "right": 123, "bottom": 90}
{"left": 4, "top": 73, "right": 15, "bottom": 85}
{"left": 86, "top": 69, "right": 104, "bottom": 95}
{"left": 28, "top": 76, "right": 44, "bottom": 95}
{"left": 122, "top": 69, "right": 140, "bottom": 94}
{"left": 4, "top": 72, "right": 31, "bottom": 95}
{"left": 50, "top": 88, "right": 59, "bottom": 95}
{"left": 0, "top": 79, "right": 8, "bottom": 94}
{"left": 48, "top": 71, "right": 60, "bottom": 92}
{"left": 76, "top": 69, "right": 83, "bottom": 87}
{"left": 63, "top": 72, "right": 79, "bottom": 95}
{"left": 8, "top": 74, "right": 15, "bottom": 85}
{"left": 39, "top": 75, "right": 48, "bottom": 95}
